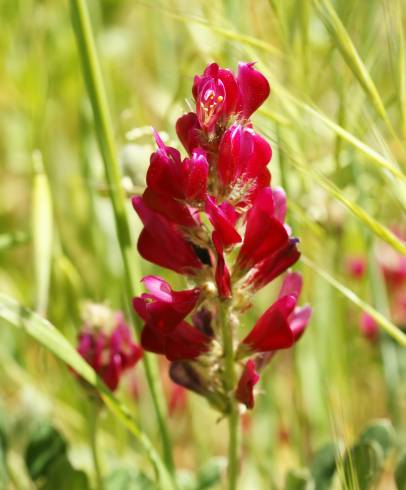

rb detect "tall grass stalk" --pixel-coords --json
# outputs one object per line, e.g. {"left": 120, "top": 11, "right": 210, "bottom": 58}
{"left": 69, "top": 0, "right": 175, "bottom": 478}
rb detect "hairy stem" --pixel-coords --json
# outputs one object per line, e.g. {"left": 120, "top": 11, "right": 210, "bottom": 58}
{"left": 220, "top": 300, "right": 240, "bottom": 490}
{"left": 69, "top": 0, "right": 175, "bottom": 477}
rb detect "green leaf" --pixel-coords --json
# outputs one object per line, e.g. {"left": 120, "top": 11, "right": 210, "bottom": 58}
{"left": 395, "top": 450, "right": 406, "bottom": 490}
{"left": 342, "top": 441, "right": 384, "bottom": 490}
{"left": 284, "top": 468, "right": 315, "bottom": 490}
{"left": 0, "top": 293, "right": 175, "bottom": 490}
{"left": 359, "top": 419, "right": 396, "bottom": 458}
{"left": 41, "top": 456, "right": 90, "bottom": 490}
{"left": 310, "top": 442, "right": 338, "bottom": 490}
{"left": 25, "top": 425, "right": 67, "bottom": 481}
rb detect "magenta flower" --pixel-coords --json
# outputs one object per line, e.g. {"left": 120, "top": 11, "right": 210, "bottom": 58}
{"left": 132, "top": 196, "right": 203, "bottom": 274}
{"left": 239, "top": 272, "right": 311, "bottom": 356}
{"left": 132, "top": 275, "right": 200, "bottom": 332}
{"left": 359, "top": 312, "right": 379, "bottom": 342}
{"left": 217, "top": 124, "right": 271, "bottom": 202}
{"left": 132, "top": 61, "right": 309, "bottom": 413}
{"left": 76, "top": 308, "right": 142, "bottom": 391}
{"left": 141, "top": 321, "right": 210, "bottom": 361}
{"left": 205, "top": 196, "right": 241, "bottom": 248}
{"left": 236, "top": 188, "right": 290, "bottom": 271}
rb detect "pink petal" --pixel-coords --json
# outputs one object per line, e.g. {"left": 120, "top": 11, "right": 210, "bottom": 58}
{"left": 235, "top": 360, "right": 260, "bottom": 409}
{"left": 237, "top": 62, "right": 270, "bottom": 118}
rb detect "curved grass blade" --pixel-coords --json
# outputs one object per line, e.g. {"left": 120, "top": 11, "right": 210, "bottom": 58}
{"left": 137, "top": 2, "right": 281, "bottom": 58}
{"left": 313, "top": 0, "right": 390, "bottom": 129}
{"left": 69, "top": 0, "right": 175, "bottom": 475}
{"left": 32, "top": 151, "right": 53, "bottom": 316}
{"left": 301, "top": 256, "right": 406, "bottom": 347}
{"left": 266, "top": 80, "right": 405, "bottom": 182}
{"left": 0, "top": 293, "right": 176, "bottom": 490}
{"left": 269, "top": 135, "right": 406, "bottom": 256}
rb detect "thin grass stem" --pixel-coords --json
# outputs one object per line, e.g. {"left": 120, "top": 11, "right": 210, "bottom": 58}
{"left": 69, "top": 0, "right": 175, "bottom": 478}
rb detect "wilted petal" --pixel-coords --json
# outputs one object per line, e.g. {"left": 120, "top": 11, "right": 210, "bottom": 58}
{"left": 169, "top": 360, "right": 209, "bottom": 396}
{"left": 235, "top": 360, "right": 260, "bottom": 409}
{"left": 237, "top": 62, "right": 270, "bottom": 118}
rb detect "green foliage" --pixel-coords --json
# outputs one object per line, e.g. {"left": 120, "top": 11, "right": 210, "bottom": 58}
{"left": 105, "top": 468, "right": 155, "bottom": 489}
{"left": 310, "top": 443, "right": 338, "bottom": 490}
{"left": 395, "top": 450, "right": 406, "bottom": 490}
{"left": 25, "top": 424, "right": 89, "bottom": 489}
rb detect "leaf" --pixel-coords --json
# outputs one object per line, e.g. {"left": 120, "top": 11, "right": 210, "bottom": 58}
{"left": 25, "top": 425, "right": 67, "bottom": 481}
{"left": 310, "top": 442, "right": 338, "bottom": 490}
{"left": 32, "top": 151, "right": 53, "bottom": 316}
{"left": 395, "top": 450, "right": 406, "bottom": 490}
{"left": 284, "top": 468, "right": 315, "bottom": 490}
{"left": 359, "top": 419, "right": 396, "bottom": 458}
{"left": 41, "top": 456, "right": 90, "bottom": 490}
{"left": 302, "top": 255, "right": 406, "bottom": 346}
{"left": 0, "top": 293, "right": 175, "bottom": 490}
{"left": 341, "top": 441, "right": 384, "bottom": 490}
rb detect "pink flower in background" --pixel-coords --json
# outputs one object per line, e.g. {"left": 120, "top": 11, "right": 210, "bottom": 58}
{"left": 345, "top": 256, "right": 367, "bottom": 280}
{"left": 359, "top": 312, "right": 379, "bottom": 342}
{"left": 76, "top": 306, "right": 142, "bottom": 391}
{"left": 132, "top": 61, "right": 310, "bottom": 412}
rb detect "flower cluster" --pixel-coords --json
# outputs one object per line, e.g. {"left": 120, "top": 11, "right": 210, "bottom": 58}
{"left": 75, "top": 304, "right": 143, "bottom": 391}
{"left": 132, "top": 62, "right": 311, "bottom": 411}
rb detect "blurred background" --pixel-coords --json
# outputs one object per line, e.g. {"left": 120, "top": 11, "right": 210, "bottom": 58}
{"left": 0, "top": 0, "right": 405, "bottom": 488}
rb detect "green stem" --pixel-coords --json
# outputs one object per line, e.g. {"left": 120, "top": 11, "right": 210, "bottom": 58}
{"left": 69, "top": 0, "right": 175, "bottom": 477}
{"left": 220, "top": 301, "right": 240, "bottom": 490}
{"left": 89, "top": 402, "right": 103, "bottom": 490}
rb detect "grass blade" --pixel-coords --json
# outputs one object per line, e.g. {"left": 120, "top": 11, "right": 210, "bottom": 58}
{"left": 301, "top": 256, "right": 406, "bottom": 347}
{"left": 31, "top": 151, "right": 53, "bottom": 316}
{"left": 313, "top": 0, "right": 390, "bottom": 128}
{"left": 69, "top": 0, "right": 175, "bottom": 475}
{"left": 0, "top": 293, "right": 175, "bottom": 490}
